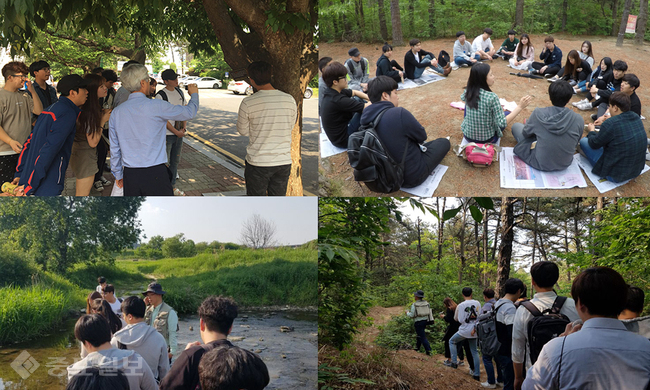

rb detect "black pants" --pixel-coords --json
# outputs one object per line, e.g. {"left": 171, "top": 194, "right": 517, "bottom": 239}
{"left": 442, "top": 327, "right": 474, "bottom": 369}
{"left": 405, "top": 138, "right": 451, "bottom": 188}
{"left": 94, "top": 136, "right": 108, "bottom": 182}
{"left": 244, "top": 162, "right": 291, "bottom": 196}
{"left": 531, "top": 62, "right": 560, "bottom": 76}
{"left": 123, "top": 163, "right": 173, "bottom": 196}
{"left": 386, "top": 60, "right": 404, "bottom": 83}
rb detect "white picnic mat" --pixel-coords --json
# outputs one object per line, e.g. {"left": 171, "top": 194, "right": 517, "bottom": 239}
{"left": 499, "top": 148, "right": 587, "bottom": 189}
{"left": 401, "top": 164, "right": 448, "bottom": 197}
{"left": 576, "top": 154, "right": 650, "bottom": 193}
{"left": 397, "top": 69, "right": 445, "bottom": 90}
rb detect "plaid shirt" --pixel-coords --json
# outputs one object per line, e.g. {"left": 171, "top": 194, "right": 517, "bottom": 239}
{"left": 461, "top": 89, "right": 507, "bottom": 141}
{"left": 586, "top": 110, "right": 647, "bottom": 182}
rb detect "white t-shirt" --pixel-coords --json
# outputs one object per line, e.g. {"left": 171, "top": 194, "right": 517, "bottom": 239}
{"left": 155, "top": 87, "right": 187, "bottom": 135}
{"left": 472, "top": 35, "right": 493, "bottom": 53}
{"left": 106, "top": 297, "right": 122, "bottom": 317}
{"left": 455, "top": 299, "right": 481, "bottom": 338}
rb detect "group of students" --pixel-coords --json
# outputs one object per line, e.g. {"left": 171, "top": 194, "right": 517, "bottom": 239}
{"left": 0, "top": 58, "right": 297, "bottom": 197}
{"left": 319, "top": 31, "right": 647, "bottom": 192}
{"left": 408, "top": 262, "right": 650, "bottom": 389}
{"left": 68, "top": 279, "right": 269, "bottom": 390}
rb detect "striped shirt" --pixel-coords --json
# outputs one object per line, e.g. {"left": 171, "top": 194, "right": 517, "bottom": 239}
{"left": 237, "top": 89, "right": 297, "bottom": 167}
{"left": 461, "top": 88, "right": 507, "bottom": 141}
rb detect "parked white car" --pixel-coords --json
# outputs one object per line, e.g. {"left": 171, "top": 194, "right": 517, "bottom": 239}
{"left": 227, "top": 80, "right": 313, "bottom": 98}
{"left": 184, "top": 77, "right": 222, "bottom": 89}
{"left": 179, "top": 76, "right": 199, "bottom": 87}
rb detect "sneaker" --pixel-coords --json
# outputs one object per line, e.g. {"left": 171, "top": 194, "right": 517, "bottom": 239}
{"left": 496, "top": 382, "right": 505, "bottom": 387}
{"left": 443, "top": 359, "right": 452, "bottom": 366}
{"left": 99, "top": 176, "right": 111, "bottom": 186}
{"left": 173, "top": 188, "right": 186, "bottom": 196}
{"left": 646, "top": 150, "right": 650, "bottom": 161}
{"left": 547, "top": 75, "right": 559, "bottom": 82}
{"left": 544, "top": 73, "right": 554, "bottom": 78}
{"left": 481, "top": 382, "right": 497, "bottom": 389}
{"left": 529, "top": 69, "right": 538, "bottom": 75}
{"left": 461, "top": 63, "right": 469, "bottom": 68}
{"left": 426, "top": 351, "right": 431, "bottom": 356}
{"left": 569, "top": 80, "right": 577, "bottom": 86}
{"left": 591, "top": 114, "right": 598, "bottom": 121}
{"left": 473, "top": 376, "right": 481, "bottom": 381}
{"left": 93, "top": 181, "right": 104, "bottom": 192}
{"left": 448, "top": 362, "right": 458, "bottom": 369}
{"left": 572, "top": 98, "right": 589, "bottom": 107}
{"left": 458, "top": 361, "right": 465, "bottom": 366}
{"left": 576, "top": 102, "right": 594, "bottom": 111}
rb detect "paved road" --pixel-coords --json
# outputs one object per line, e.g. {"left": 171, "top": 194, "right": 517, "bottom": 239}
{"left": 167, "top": 87, "right": 318, "bottom": 194}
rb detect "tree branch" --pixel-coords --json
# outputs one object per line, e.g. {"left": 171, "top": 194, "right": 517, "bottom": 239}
{"left": 45, "top": 29, "right": 135, "bottom": 58}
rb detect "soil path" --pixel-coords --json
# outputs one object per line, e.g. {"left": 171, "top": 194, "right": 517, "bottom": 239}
{"left": 354, "top": 306, "right": 489, "bottom": 389}
{"left": 319, "top": 34, "right": 650, "bottom": 197}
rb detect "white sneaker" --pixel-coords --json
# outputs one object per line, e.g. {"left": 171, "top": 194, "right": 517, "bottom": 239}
{"left": 646, "top": 150, "right": 650, "bottom": 161}
{"left": 496, "top": 382, "right": 504, "bottom": 387}
{"left": 547, "top": 75, "right": 559, "bottom": 82}
{"left": 481, "top": 382, "right": 497, "bottom": 389}
{"left": 576, "top": 102, "right": 594, "bottom": 111}
{"left": 572, "top": 98, "right": 589, "bottom": 107}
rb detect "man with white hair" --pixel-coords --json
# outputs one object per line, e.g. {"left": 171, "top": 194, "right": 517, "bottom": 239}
{"left": 109, "top": 63, "right": 200, "bottom": 196}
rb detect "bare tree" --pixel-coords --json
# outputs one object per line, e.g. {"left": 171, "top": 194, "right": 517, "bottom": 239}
{"left": 390, "top": 0, "right": 404, "bottom": 46}
{"left": 616, "top": 0, "right": 634, "bottom": 46}
{"left": 240, "top": 214, "right": 277, "bottom": 248}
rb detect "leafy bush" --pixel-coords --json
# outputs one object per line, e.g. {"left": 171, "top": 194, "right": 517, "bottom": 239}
{"left": 375, "top": 313, "right": 448, "bottom": 354}
{"left": 0, "top": 250, "right": 35, "bottom": 287}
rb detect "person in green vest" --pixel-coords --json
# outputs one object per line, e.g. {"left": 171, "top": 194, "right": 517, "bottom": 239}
{"left": 142, "top": 282, "right": 179, "bottom": 363}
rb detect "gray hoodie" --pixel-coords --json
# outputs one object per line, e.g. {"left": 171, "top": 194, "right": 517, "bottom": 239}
{"left": 111, "top": 321, "right": 170, "bottom": 381}
{"left": 67, "top": 347, "right": 158, "bottom": 390}
{"left": 514, "top": 106, "right": 584, "bottom": 171}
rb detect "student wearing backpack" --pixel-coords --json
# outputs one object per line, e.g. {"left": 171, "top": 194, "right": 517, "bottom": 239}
{"left": 447, "top": 287, "right": 482, "bottom": 381}
{"left": 442, "top": 298, "right": 475, "bottom": 371}
{"left": 523, "top": 267, "right": 650, "bottom": 390}
{"left": 479, "top": 288, "right": 504, "bottom": 389}
{"left": 406, "top": 290, "right": 434, "bottom": 355}
{"left": 492, "top": 278, "right": 525, "bottom": 390}
{"left": 512, "top": 261, "right": 579, "bottom": 390}
{"left": 357, "top": 76, "right": 450, "bottom": 189}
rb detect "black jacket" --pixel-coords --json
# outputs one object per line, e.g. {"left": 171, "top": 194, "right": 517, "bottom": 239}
{"left": 404, "top": 49, "right": 435, "bottom": 80}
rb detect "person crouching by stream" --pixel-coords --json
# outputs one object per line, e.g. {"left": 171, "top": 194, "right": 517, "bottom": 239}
{"left": 142, "top": 282, "right": 178, "bottom": 364}
{"left": 406, "top": 290, "right": 434, "bottom": 356}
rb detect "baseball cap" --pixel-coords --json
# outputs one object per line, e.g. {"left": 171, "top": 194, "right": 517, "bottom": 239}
{"left": 56, "top": 74, "right": 89, "bottom": 96}
{"left": 348, "top": 47, "right": 360, "bottom": 57}
{"left": 161, "top": 69, "right": 178, "bottom": 80}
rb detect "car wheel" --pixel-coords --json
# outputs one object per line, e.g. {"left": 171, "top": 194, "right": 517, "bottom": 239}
{"left": 304, "top": 89, "right": 313, "bottom": 99}
{"left": 245, "top": 86, "right": 253, "bottom": 95}
{"left": 233, "top": 91, "right": 239, "bottom": 95}
{"left": 213, "top": 83, "right": 220, "bottom": 89}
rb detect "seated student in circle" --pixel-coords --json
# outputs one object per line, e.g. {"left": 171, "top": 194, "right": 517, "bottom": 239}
{"left": 453, "top": 31, "right": 479, "bottom": 67}
{"left": 472, "top": 28, "right": 497, "bottom": 60}
{"left": 320, "top": 61, "right": 370, "bottom": 149}
{"left": 573, "top": 56, "right": 612, "bottom": 96}
{"left": 522, "top": 267, "right": 650, "bottom": 390}
{"left": 344, "top": 47, "right": 371, "bottom": 92}
{"left": 460, "top": 63, "right": 532, "bottom": 143}
{"left": 593, "top": 73, "right": 642, "bottom": 125}
{"left": 575, "top": 59, "right": 627, "bottom": 114}
{"left": 578, "top": 91, "right": 647, "bottom": 183}
{"left": 496, "top": 30, "right": 519, "bottom": 61}
{"left": 550, "top": 50, "right": 592, "bottom": 87}
{"left": 376, "top": 42, "right": 404, "bottom": 83}
{"left": 404, "top": 38, "right": 450, "bottom": 79}
{"left": 359, "top": 76, "right": 450, "bottom": 188}
{"left": 530, "top": 36, "right": 562, "bottom": 77}
{"left": 509, "top": 33, "right": 535, "bottom": 71}
{"left": 512, "top": 80, "right": 583, "bottom": 171}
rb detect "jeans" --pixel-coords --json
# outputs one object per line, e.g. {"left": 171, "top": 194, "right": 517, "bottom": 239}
{"left": 483, "top": 353, "right": 504, "bottom": 384}
{"left": 414, "top": 320, "right": 431, "bottom": 352}
{"left": 165, "top": 134, "right": 183, "bottom": 186}
{"left": 449, "top": 332, "right": 480, "bottom": 376}
{"left": 413, "top": 54, "right": 444, "bottom": 79}
{"left": 579, "top": 137, "right": 618, "bottom": 182}
{"left": 454, "top": 54, "right": 480, "bottom": 66}
{"left": 497, "top": 354, "right": 515, "bottom": 390}
{"left": 244, "top": 162, "right": 291, "bottom": 196}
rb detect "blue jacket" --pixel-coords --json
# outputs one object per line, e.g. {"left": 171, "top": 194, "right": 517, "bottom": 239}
{"left": 540, "top": 46, "right": 562, "bottom": 68}
{"left": 15, "top": 96, "right": 81, "bottom": 196}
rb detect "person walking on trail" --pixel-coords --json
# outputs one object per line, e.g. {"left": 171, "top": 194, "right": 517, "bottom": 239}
{"left": 142, "top": 282, "right": 179, "bottom": 364}
{"left": 480, "top": 288, "right": 504, "bottom": 388}
{"left": 406, "top": 290, "right": 434, "bottom": 356}
{"left": 447, "top": 287, "right": 482, "bottom": 381}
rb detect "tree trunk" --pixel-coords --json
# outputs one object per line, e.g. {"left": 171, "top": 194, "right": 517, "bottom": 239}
{"left": 475, "top": 219, "right": 481, "bottom": 286}
{"left": 562, "top": 0, "right": 568, "bottom": 31}
{"left": 617, "top": 0, "right": 634, "bottom": 46}
{"left": 636, "top": 0, "right": 648, "bottom": 44}
{"left": 483, "top": 209, "right": 489, "bottom": 286}
{"left": 417, "top": 217, "right": 422, "bottom": 260}
{"left": 428, "top": 0, "right": 436, "bottom": 37}
{"left": 612, "top": 0, "right": 620, "bottom": 36}
{"left": 515, "top": 0, "right": 525, "bottom": 30}
{"left": 378, "top": 0, "right": 389, "bottom": 41}
{"left": 531, "top": 198, "right": 539, "bottom": 270}
{"left": 408, "top": 0, "right": 415, "bottom": 37}
{"left": 355, "top": 0, "right": 366, "bottom": 40}
{"left": 390, "top": 0, "right": 404, "bottom": 46}
{"left": 437, "top": 197, "right": 446, "bottom": 262}
{"left": 491, "top": 215, "right": 500, "bottom": 262}
{"left": 202, "top": 0, "right": 316, "bottom": 196}
{"left": 496, "top": 197, "right": 516, "bottom": 298}
{"left": 458, "top": 201, "right": 468, "bottom": 285}
{"left": 341, "top": 0, "right": 352, "bottom": 39}
{"left": 573, "top": 198, "right": 582, "bottom": 252}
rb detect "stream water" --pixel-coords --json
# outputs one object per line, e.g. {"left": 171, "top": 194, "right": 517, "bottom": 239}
{"left": 0, "top": 309, "right": 317, "bottom": 389}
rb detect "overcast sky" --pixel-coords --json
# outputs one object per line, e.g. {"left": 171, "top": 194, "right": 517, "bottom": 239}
{"left": 138, "top": 197, "right": 317, "bottom": 245}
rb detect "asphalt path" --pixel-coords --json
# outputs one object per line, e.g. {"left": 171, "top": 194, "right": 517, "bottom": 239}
{"left": 164, "top": 87, "right": 318, "bottom": 195}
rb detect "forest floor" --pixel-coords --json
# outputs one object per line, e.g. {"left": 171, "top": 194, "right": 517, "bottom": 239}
{"left": 319, "top": 306, "right": 489, "bottom": 389}
{"left": 319, "top": 33, "right": 650, "bottom": 197}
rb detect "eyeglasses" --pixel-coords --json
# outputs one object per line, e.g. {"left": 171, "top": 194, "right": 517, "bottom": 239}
{"left": 337, "top": 76, "right": 346, "bottom": 81}
{"left": 10, "top": 74, "right": 26, "bottom": 79}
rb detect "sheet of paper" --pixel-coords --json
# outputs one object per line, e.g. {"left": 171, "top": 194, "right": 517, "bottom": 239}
{"left": 499, "top": 148, "right": 587, "bottom": 189}
{"left": 576, "top": 154, "right": 650, "bottom": 193}
{"left": 320, "top": 131, "right": 347, "bottom": 158}
{"left": 397, "top": 72, "right": 445, "bottom": 91}
{"left": 401, "top": 165, "right": 448, "bottom": 197}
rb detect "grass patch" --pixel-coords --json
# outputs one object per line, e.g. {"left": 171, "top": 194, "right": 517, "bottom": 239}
{"left": 68, "top": 263, "right": 150, "bottom": 295}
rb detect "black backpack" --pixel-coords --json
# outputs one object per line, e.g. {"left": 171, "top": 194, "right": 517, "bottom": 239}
{"left": 476, "top": 303, "right": 505, "bottom": 357}
{"left": 347, "top": 108, "right": 408, "bottom": 193}
{"left": 437, "top": 50, "right": 451, "bottom": 67}
{"left": 521, "top": 296, "right": 571, "bottom": 365}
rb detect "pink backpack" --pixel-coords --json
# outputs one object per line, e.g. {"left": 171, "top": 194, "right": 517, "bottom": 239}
{"left": 454, "top": 142, "right": 501, "bottom": 167}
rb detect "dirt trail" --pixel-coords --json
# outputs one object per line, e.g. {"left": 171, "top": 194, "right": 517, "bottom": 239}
{"left": 319, "top": 34, "right": 650, "bottom": 197}
{"left": 352, "top": 306, "right": 488, "bottom": 389}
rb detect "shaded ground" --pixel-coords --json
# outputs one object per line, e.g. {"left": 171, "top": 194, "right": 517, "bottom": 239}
{"left": 319, "top": 34, "right": 650, "bottom": 197}
{"left": 318, "top": 306, "right": 490, "bottom": 389}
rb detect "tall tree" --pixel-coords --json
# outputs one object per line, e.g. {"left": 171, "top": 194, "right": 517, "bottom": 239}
{"left": 390, "top": 0, "right": 404, "bottom": 46}
{"left": 378, "top": 0, "right": 389, "bottom": 41}
{"left": 562, "top": 0, "right": 568, "bottom": 31}
{"left": 635, "top": 0, "right": 648, "bottom": 44}
{"left": 496, "top": 197, "right": 516, "bottom": 298}
{"left": 428, "top": 0, "right": 436, "bottom": 37}
{"left": 612, "top": 0, "right": 621, "bottom": 36}
{"left": 240, "top": 213, "right": 278, "bottom": 248}
{"left": 514, "top": 0, "right": 525, "bottom": 30}
{"left": 616, "top": 0, "right": 634, "bottom": 45}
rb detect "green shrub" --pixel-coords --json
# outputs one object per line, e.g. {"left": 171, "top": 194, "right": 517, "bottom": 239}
{"left": 0, "top": 251, "right": 35, "bottom": 287}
